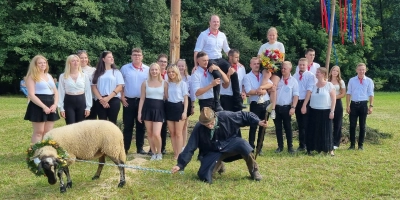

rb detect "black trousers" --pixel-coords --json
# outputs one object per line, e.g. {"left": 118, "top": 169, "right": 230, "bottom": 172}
{"left": 273, "top": 105, "right": 293, "bottom": 148}
{"left": 198, "top": 98, "right": 215, "bottom": 111}
{"left": 248, "top": 101, "right": 269, "bottom": 149}
{"left": 209, "top": 58, "right": 242, "bottom": 109}
{"left": 123, "top": 97, "right": 145, "bottom": 152}
{"left": 333, "top": 99, "right": 343, "bottom": 147}
{"left": 349, "top": 101, "right": 368, "bottom": 146}
{"left": 96, "top": 97, "right": 120, "bottom": 125}
{"left": 63, "top": 94, "right": 86, "bottom": 125}
{"left": 86, "top": 99, "right": 97, "bottom": 120}
{"left": 295, "top": 100, "right": 310, "bottom": 148}
{"left": 220, "top": 95, "right": 242, "bottom": 112}
{"left": 161, "top": 116, "right": 167, "bottom": 151}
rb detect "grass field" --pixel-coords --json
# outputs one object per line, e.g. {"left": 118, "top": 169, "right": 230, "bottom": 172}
{"left": 1, "top": 92, "right": 399, "bottom": 199}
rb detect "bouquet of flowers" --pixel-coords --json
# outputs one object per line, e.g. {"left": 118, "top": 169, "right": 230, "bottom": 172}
{"left": 260, "top": 49, "right": 284, "bottom": 73}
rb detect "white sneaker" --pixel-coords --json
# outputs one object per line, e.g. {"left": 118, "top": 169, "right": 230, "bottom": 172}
{"left": 156, "top": 153, "right": 163, "bottom": 160}
{"left": 257, "top": 95, "right": 265, "bottom": 104}
{"left": 333, "top": 146, "right": 338, "bottom": 150}
{"left": 181, "top": 146, "right": 185, "bottom": 152}
{"left": 270, "top": 109, "right": 276, "bottom": 119}
{"left": 150, "top": 154, "right": 157, "bottom": 161}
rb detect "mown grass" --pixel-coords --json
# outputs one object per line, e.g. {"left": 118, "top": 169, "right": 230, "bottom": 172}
{"left": 0, "top": 92, "right": 399, "bottom": 199}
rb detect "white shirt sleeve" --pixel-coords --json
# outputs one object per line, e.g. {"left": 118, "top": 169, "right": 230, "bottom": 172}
{"left": 58, "top": 74, "right": 66, "bottom": 111}
{"left": 84, "top": 73, "right": 92, "bottom": 110}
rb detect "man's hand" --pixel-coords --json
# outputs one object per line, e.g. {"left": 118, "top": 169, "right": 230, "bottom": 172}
{"left": 121, "top": 97, "right": 129, "bottom": 107}
{"left": 211, "top": 78, "right": 221, "bottom": 86}
{"left": 346, "top": 106, "right": 351, "bottom": 114}
{"left": 171, "top": 166, "right": 180, "bottom": 174}
{"left": 258, "top": 120, "right": 268, "bottom": 127}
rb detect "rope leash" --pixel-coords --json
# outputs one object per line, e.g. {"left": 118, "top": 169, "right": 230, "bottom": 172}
{"left": 67, "top": 158, "right": 183, "bottom": 174}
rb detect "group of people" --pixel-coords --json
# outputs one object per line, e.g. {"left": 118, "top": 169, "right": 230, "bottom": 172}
{"left": 23, "top": 14, "right": 375, "bottom": 183}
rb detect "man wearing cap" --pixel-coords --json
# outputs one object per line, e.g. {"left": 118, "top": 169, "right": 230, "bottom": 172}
{"left": 171, "top": 107, "right": 267, "bottom": 183}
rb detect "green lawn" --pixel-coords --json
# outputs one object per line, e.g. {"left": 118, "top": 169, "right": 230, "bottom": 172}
{"left": 0, "top": 92, "right": 399, "bottom": 199}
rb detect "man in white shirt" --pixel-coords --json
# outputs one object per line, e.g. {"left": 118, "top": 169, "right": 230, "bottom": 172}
{"left": 120, "top": 48, "right": 149, "bottom": 155}
{"left": 192, "top": 51, "right": 229, "bottom": 112}
{"left": 346, "top": 63, "right": 374, "bottom": 150}
{"left": 293, "top": 58, "right": 315, "bottom": 152}
{"left": 220, "top": 49, "right": 247, "bottom": 111}
{"left": 194, "top": 15, "right": 244, "bottom": 111}
{"left": 295, "top": 48, "right": 321, "bottom": 75}
{"left": 243, "top": 57, "right": 273, "bottom": 153}
{"left": 273, "top": 61, "right": 299, "bottom": 154}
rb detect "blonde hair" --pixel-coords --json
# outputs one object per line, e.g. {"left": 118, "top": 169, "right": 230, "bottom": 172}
{"left": 77, "top": 51, "right": 91, "bottom": 67}
{"left": 267, "top": 27, "right": 278, "bottom": 35}
{"left": 148, "top": 63, "right": 162, "bottom": 82}
{"left": 176, "top": 59, "right": 189, "bottom": 81}
{"left": 63, "top": 55, "right": 83, "bottom": 79}
{"left": 26, "top": 55, "right": 49, "bottom": 82}
{"left": 167, "top": 64, "right": 182, "bottom": 83}
{"left": 329, "top": 65, "right": 344, "bottom": 90}
{"left": 357, "top": 63, "right": 367, "bottom": 69}
{"left": 317, "top": 67, "right": 328, "bottom": 80}
{"left": 298, "top": 58, "right": 308, "bottom": 64}
{"left": 282, "top": 61, "right": 292, "bottom": 68}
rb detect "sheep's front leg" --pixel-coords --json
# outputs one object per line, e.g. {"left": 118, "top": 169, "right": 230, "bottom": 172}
{"left": 110, "top": 157, "right": 126, "bottom": 188}
{"left": 64, "top": 166, "right": 72, "bottom": 188}
{"left": 57, "top": 168, "right": 66, "bottom": 193}
{"left": 92, "top": 155, "right": 105, "bottom": 180}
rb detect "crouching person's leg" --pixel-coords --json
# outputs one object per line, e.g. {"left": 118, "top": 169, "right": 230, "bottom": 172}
{"left": 197, "top": 152, "right": 222, "bottom": 183}
{"left": 242, "top": 153, "right": 262, "bottom": 181}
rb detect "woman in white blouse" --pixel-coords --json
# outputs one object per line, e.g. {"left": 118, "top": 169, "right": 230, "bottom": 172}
{"left": 305, "top": 67, "right": 336, "bottom": 156}
{"left": 166, "top": 64, "right": 188, "bottom": 160}
{"left": 91, "top": 51, "right": 124, "bottom": 124}
{"left": 77, "top": 50, "right": 97, "bottom": 119}
{"left": 58, "top": 54, "right": 92, "bottom": 125}
{"left": 328, "top": 66, "right": 346, "bottom": 149}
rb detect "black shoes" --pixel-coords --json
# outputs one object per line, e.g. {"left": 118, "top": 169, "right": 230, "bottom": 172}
{"left": 137, "top": 149, "right": 147, "bottom": 155}
{"left": 215, "top": 101, "right": 224, "bottom": 112}
{"left": 297, "top": 146, "right": 306, "bottom": 152}
{"left": 358, "top": 146, "right": 364, "bottom": 150}
{"left": 288, "top": 148, "right": 295, "bottom": 154}
{"left": 162, "top": 149, "right": 167, "bottom": 154}
{"left": 348, "top": 145, "right": 355, "bottom": 150}
{"left": 251, "top": 170, "right": 262, "bottom": 181}
{"left": 275, "top": 147, "right": 283, "bottom": 153}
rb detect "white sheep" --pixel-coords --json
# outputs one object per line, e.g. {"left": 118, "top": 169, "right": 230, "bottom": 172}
{"left": 33, "top": 120, "right": 126, "bottom": 193}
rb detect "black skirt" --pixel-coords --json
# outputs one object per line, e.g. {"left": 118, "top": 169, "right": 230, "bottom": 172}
{"left": 187, "top": 97, "right": 192, "bottom": 117}
{"left": 166, "top": 101, "right": 184, "bottom": 122}
{"left": 141, "top": 98, "right": 165, "bottom": 122}
{"left": 24, "top": 94, "right": 60, "bottom": 122}
{"left": 307, "top": 108, "right": 333, "bottom": 153}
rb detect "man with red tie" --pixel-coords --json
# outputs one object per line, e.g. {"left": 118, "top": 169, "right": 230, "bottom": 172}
{"left": 295, "top": 48, "right": 321, "bottom": 75}
{"left": 293, "top": 58, "right": 315, "bottom": 152}
{"left": 220, "top": 49, "right": 247, "bottom": 111}
{"left": 273, "top": 61, "right": 299, "bottom": 153}
{"left": 194, "top": 15, "right": 244, "bottom": 111}
{"left": 120, "top": 48, "right": 149, "bottom": 155}
{"left": 346, "top": 63, "right": 374, "bottom": 150}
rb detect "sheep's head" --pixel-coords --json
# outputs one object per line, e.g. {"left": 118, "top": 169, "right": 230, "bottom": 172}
{"left": 37, "top": 156, "right": 60, "bottom": 185}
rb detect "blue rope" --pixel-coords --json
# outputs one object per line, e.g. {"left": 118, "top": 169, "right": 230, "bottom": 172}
{"left": 67, "top": 158, "right": 183, "bottom": 174}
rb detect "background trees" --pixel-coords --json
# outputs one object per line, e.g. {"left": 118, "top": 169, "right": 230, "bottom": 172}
{"left": 0, "top": 0, "right": 398, "bottom": 94}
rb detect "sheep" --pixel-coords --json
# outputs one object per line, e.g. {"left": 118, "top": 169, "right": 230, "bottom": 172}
{"left": 32, "top": 120, "right": 126, "bottom": 193}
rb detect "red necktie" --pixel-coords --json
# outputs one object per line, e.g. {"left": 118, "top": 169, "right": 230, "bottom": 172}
{"left": 284, "top": 78, "right": 289, "bottom": 85}
{"left": 308, "top": 63, "right": 312, "bottom": 71}
{"left": 161, "top": 71, "right": 167, "bottom": 80}
{"left": 255, "top": 74, "right": 259, "bottom": 82}
{"left": 203, "top": 70, "right": 207, "bottom": 78}
{"left": 232, "top": 64, "right": 238, "bottom": 71}
{"left": 359, "top": 78, "right": 363, "bottom": 84}
{"left": 132, "top": 64, "right": 143, "bottom": 72}
{"left": 299, "top": 72, "right": 303, "bottom": 81}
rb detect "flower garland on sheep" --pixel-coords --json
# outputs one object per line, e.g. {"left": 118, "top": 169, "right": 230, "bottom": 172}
{"left": 26, "top": 138, "right": 68, "bottom": 176}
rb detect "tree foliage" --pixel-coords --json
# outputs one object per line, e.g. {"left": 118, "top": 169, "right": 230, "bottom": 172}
{"left": 0, "top": 0, "right": 398, "bottom": 93}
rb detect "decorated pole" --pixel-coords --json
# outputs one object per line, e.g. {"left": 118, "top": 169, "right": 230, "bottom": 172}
{"left": 170, "top": 0, "right": 181, "bottom": 64}
{"left": 325, "top": 0, "right": 336, "bottom": 72}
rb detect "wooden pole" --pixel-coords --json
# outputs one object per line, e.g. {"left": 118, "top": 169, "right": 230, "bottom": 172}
{"left": 325, "top": 0, "right": 336, "bottom": 72}
{"left": 170, "top": 0, "right": 181, "bottom": 64}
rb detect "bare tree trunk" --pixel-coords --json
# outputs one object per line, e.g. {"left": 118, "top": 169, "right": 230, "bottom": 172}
{"left": 325, "top": 0, "right": 336, "bottom": 73}
{"left": 170, "top": 0, "right": 181, "bottom": 64}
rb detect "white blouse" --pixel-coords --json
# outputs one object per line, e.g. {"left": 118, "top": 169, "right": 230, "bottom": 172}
{"left": 330, "top": 80, "right": 346, "bottom": 95}
{"left": 58, "top": 73, "right": 92, "bottom": 111}
{"left": 167, "top": 81, "right": 189, "bottom": 103}
{"left": 91, "top": 69, "right": 124, "bottom": 99}
{"left": 310, "top": 82, "right": 335, "bottom": 110}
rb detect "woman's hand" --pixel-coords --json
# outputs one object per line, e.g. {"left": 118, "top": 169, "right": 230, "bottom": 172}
{"left": 49, "top": 104, "right": 57, "bottom": 113}
{"left": 181, "top": 112, "right": 187, "bottom": 120}
{"left": 301, "top": 106, "right": 307, "bottom": 114}
{"left": 329, "top": 112, "right": 334, "bottom": 119}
